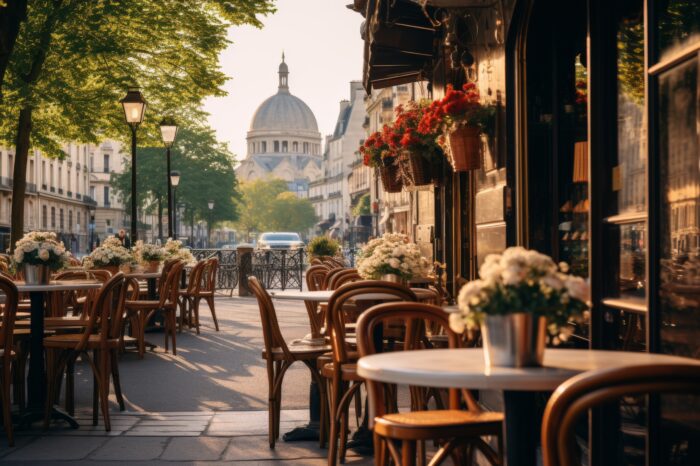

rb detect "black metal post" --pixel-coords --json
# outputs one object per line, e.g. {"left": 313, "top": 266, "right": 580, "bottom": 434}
{"left": 130, "top": 125, "right": 138, "bottom": 242}
{"left": 173, "top": 188, "right": 178, "bottom": 239}
{"left": 167, "top": 146, "right": 173, "bottom": 238}
{"left": 208, "top": 210, "right": 212, "bottom": 248}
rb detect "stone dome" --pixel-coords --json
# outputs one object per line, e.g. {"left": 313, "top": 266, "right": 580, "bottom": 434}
{"left": 249, "top": 55, "right": 319, "bottom": 133}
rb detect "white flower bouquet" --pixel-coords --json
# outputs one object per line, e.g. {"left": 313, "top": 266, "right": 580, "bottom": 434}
{"left": 13, "top": 231, "right": 71, "bottom": 270}
{"left": 356, "top": 233, "right": 431, "bottom": 281}
{"left": 450, "top": 247, "right": 589, "bottom": 343}
{"left": 132, "top": 240, "right": 166, "bottom": 263}
{"left": 163, "top": 238, "right": 195, "bottom": 264}
{"left": 85, "top": 236, "right": 133, "bottom": 268}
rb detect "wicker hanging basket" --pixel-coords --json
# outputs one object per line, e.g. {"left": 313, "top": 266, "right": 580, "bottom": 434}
{"left": 399, "top": 150, "right": 433, "bottom": 187}
{"left": 446, "top": 125, "right": 482, "bottom": 172}
{"left": 379, "top": 162, "right": 403, "bottom": 193}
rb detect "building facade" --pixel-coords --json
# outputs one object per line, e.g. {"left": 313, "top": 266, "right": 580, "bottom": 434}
{"left": 236, "top": 55, "right": 323, "bottom": 195}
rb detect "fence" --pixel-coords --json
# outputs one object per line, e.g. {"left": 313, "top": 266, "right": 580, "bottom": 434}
{"left": 189, "top": 248, "right": 305, "bottom": 292}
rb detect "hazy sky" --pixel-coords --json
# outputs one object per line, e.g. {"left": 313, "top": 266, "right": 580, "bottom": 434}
{"left": 203, "top": 0, "right": 365, "bottom": 161}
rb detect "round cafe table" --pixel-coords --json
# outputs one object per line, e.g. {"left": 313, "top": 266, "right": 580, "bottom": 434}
{"left": 15, "top": 280, "right": 103, "bottom": 429}
{"left": 358, "top": 348, "right": 700, "bottom": 466}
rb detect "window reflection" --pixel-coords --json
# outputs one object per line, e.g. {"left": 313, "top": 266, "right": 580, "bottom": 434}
{"left": 658, "top": 1, "right": 700, "bottom": 61}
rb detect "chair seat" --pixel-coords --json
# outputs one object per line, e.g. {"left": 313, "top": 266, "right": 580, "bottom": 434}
{"left": 263, "top": 343, "right": 332, "bottom": 361}
{"left": 375, "top": 409, "right": 503, "bottom": 440}
{"left": 45, "top": 316, "right": 89, "bottom": 328}
{"left": 125, "top": 300, "right": 160, "bottom": 310}
{"left": 16, "top": 311, "right": 31, "bottom": 320}
{"left": 316, "top": 351, "right": 358, "bottom": 370}
{"left": 321, "top": 362, "right": 364, "bottom": 382}
{"left": 44, "top": 334, "right": 120, "bottom": 350}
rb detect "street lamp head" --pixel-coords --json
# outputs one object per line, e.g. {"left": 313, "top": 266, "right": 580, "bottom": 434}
{"left": 208, "top": 200, "right": 214, "bottom": 210}
{"left": 170, "top": 170, "right": 181, "bottom": 187}
{"left": 159, "top": 117, "right": 178, "bottom": 148}
{"left": 120, "top": 87, "right": 147, "bottom": 126}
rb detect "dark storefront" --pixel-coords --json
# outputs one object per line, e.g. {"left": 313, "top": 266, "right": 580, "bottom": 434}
{"left": 352, "top": 0, "right": 700, "bottom": 464}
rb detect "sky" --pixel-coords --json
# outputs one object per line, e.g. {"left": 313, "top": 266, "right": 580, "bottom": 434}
{"left": 203, "top": 0, "right": 365, "bottom": 161}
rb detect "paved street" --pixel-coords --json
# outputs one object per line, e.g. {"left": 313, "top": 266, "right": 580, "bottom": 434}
{"left": 0, "top": 295, "right": 372, "bottom": 464}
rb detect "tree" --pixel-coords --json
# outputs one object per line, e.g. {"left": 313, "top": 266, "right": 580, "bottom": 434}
{"left": 0, "top": 0, "right": 274, "bottom": 249}
{"left": 235, "top": 179, "right": 317, "bottom": 234}
{"left": 111, "top": 126, "right": 240, "bottom": 241}
{"left": 0, "top": 0, "right": 27, "bottom": 99}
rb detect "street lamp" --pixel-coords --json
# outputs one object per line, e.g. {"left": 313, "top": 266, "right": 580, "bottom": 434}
{"left": 88, "top": 204, "right": 96, "bottom": 252}
{"left": 120, "top": 87, "right": 147, "bottom": 242}
{"left": 170, "top": 170, "right": 181, "bottom": 239}
{"left": 160, "top": 117, "right": 178, "bottom": 238}
{"left": 207, "top": 200, "right": 214, "bottom": 248}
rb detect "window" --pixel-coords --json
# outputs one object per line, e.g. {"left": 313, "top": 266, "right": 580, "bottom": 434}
{"left": 90, "top": 186, "right": 95, "bottom": 200}
{"left": 68, "top": 210, "right": 73, "bottom": 232}
{"left": 42, "top": 161, "right": 46, "bottom": 186}
{"left": 274, "top": 140, "right": 280, "bottom": 152}
{"left": 42, "top": 206, "right": 47, "bottom": 228}
{"left": 8, "top": 154, "right": 13, "bottom": 178}
{"left": 51, "top": 207, "right": 56, "bottom": 228}
{"left": 282, "top": 141, "right": 288, "bottom": 152}
{"left": 76, "top": 170, "right": 80, "bottom": 193}
{"left": 77, "top": 212, "right": 81, "bottom": 230}
{"left": 292, "top": 141, "right": 298, "bottom": 152}
{"left": 67, "top": 168, "right": 71, "bottom": 191}
{"left": 104, "top": 186, "right": 110, "bottom": 206}
{"left": 303, "top": 142, "right": 309, "bottom": 153}
{"left": 90, "top": 156, "right": 94, "bottom": 171}
{"left": 58, "top": 167, "right": 62, "bottom": 187}
{"left": 59, "top": 209, "right": 64, "bottom": 230}
{"left": 29, "top": 160, "right": 34, "bottom": 183}
{"left": 261, "top": 141, "right": 267, "bottom": 153}
{"left": 103, "top": 154, "right": 110, "bottom": 173}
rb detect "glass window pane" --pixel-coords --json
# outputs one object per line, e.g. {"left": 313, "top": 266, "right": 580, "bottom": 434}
{"left": 658, "top": 1, "right": 700, "bottom": 61}
{"left": 619, "top": 222, "right": 646, "bottom": 299}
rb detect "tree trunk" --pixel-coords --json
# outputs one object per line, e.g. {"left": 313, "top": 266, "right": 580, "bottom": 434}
{"left": 10, "top": 106, "right": 32, "bottom": 251}
{"left": 0, "top": 0, "right": 28, "bottom": 100}
{"left": 157, "top": 196, "right": 163, "bottom": 242}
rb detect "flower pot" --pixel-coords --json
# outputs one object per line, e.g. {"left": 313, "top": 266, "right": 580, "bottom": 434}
{"left": 379, "top": 164, "right": 403, "bottom": 193}
{"left": 23, "top": 264, "right": 51, "bottom": 285}
{"left": 381, "top": 273, "right": 407, "bottom": 287}
{"left": 143, "top": 260, "right": 161, "bottom": 273}
{"left": 119, "top": 264, "right": 132, "bottom": 274}
{"left": 481, "top": 313, "right": 547, "bottom": 367}
{"left": 97, "top": 265, "right": 120, "bottom": 276}
{"left": 446, "top": 125, "right": 482, "bottom": 172}
{"left": 399, "top": 151, "right": 433, "bottom": 187}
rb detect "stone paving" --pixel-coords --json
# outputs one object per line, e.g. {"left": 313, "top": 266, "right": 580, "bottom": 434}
{"left": 0, "top": 295, "right": 373, "bottom": 464}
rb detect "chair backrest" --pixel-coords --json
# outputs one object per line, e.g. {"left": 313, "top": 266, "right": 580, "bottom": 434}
{"left": 356, "top": 302, "right": 468, "bottom": 420}
{"left": 322, "top": 266, "right": 347, "bottom": 290}
{"left": 157, "top": 259, "right": 179, "bottom": 297}
{"left": 328, "top": 280, "right": 417, "bottom": 364}
{"left": 0, "top": 275, "right": 19, "bottom": 364}
{"left": 88, "top": 269, "right": 112, "bottom": 282}
{"left": 52, "top": 270, "right": 107, "bottom": 318}
{"left": 248, "top": 276, "right": 292, "bottom": 359}
{"left": 203, "top": 257, "right": 218, "bottom": 292}
{"left": 161, "top": 260, "right": 185, "bottom": 307}
{"left": 185, "top": 260, "right": 207, "bottom": 294}
{"left": 306, "top": 264, "right": 330, "bottom": 291}
{"left": 541, "top": 364, "right": 700, "bottom": 466}
{"left": 75, "top": 272, "right": 128, "bottom": 350}
{"left": 328, "top": 268, "right": 360, "bottom": 290}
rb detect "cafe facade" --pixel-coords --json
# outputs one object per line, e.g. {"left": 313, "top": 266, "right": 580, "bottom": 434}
{"left": 351, "top": 0, "right": 700, "bottom": 464}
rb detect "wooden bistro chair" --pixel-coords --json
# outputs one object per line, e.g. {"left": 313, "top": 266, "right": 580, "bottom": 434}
{"left": 542, "top": 364, "right": 700, "bottom": 466}
{"left": 194, "top": 257, "right": 220, "bottom": 332}
{"left": 125, "top": 260, "right": 185, "bottom": 357}
{"left": 328, "top": 269, "right": 360, "bottom": 290}
{"left": 304, "top": 264, "right": 331, "bottom": 338}
{"left": 325, "top": 281, "right": 418, "bottom": 466}
{"left": 357, "top": 302, "right": 504, "bottom": 466}
{"left": 248, "top": 276, "right": 332, "bottom": 449}
{"left": 178, "top": 260, "right": 207, "bottom": 333}
{"left": 0, "top": 275, "right": 19, "bottom": 446}
{"left": 43, "top": 273, "right": 128, "bottom": 431}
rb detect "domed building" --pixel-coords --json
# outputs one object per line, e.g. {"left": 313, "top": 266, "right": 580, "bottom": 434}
{"left": 236, "top": 55, "right": 323, "bottom": 194}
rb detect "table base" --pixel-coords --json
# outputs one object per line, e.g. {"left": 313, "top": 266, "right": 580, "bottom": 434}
{"left": 503, "top": 391, "right": 539, "bottom": 466}
{"left": 17, "top": 405, "right": 79, "bottom": 430}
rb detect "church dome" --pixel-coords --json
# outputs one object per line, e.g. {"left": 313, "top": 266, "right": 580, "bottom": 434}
{"left": 249, "top": 55, "right": 319, "bottom": 133}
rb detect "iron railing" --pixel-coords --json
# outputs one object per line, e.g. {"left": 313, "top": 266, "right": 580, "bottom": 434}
{"left": 190, "top": 248, "right": 240, "bottom": 291}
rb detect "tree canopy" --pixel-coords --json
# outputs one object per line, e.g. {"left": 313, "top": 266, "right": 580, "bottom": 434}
{"left": 235, "top": 179, "right": 317, "bottom": 234}
{"left": 0, "top": 0, "right": 274, "bottom": 247}
{"left": 110, "top": 126, "right": 240, "bottom": 237}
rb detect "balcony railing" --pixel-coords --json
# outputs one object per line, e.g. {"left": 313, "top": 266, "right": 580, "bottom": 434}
{"left": 82, "top": 195, "right": 97, "bottom": 207}
{"left": 67, "top": 190, "right": 72, "bottom": 197}
{"left": 58, "top": 188, "right": 64, "bottom": 195}
{"left": 26, "top": 183, "right": 37, "bottom": 193}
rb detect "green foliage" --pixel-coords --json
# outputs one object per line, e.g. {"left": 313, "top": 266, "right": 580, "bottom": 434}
{"left": 306, "top": 236, "right": 341, "bottom": 258}
{"left": 352, "top": 193, "right": 371, "bottom": 216}
{"left": 235, "top": 179, "right": 317, "bottom": 233}
{"left": 110, "top": 126, "right": 240, "bottom": 227}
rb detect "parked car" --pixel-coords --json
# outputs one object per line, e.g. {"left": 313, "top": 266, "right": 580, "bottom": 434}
{"left": 257, "top": 232, "right": 305, "bottom": 250}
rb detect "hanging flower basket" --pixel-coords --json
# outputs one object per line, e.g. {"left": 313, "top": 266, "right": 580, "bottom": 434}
{"left": 379, "top": 162, "right": 403, "bottom": 193}
{"left": 399, "top": 150, "right": 433, "bottom": 187}
{"left": 446, "top": 125, "right": 482, "bottom": 172}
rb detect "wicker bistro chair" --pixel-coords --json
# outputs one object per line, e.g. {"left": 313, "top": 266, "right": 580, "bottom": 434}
{"left": 43, "top": 273, "right": 129, "bottom": 431}
{"left": 542, "top": 364, "right": 700, "bottom": 466}
{"left": 305, "top": 264, "right": 331, "bottom": 338}
{"left": 356, "top": 302, "right": 504, "bottom": 466}
{"left": 248, "top": 276, "right": 332, "bottom": 449}
{"left": 0, "top": 275, "right": 19, "bottom": 446}
{"left": 328, "top": 269, "right": 360, "bottom": 290}
{"left": 194, "top": 257, "right": 220, "bottom": 331}
{"left": 178, "top": 260, "right": 207, "bottom": 333}
{"left": 125, "top": 261, "right": 185, "bottom": 357}
{"left": 322, "top": 267, "right": 347, "bottom": 291}
{"left": 324, "top": 281, "right": 418, "bottom": 466}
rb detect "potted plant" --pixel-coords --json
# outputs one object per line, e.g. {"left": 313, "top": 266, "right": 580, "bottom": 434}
{"left": 419, "top": 83, "right": 494, "bottom": 172}
{"left": 359, "top": 127, "right": 402, "bottom": 193}
{"left": 84, "top": 236, "right": 133, "bottom": 275}
{"left": 133, "top": 240, "right": 166, "bottom": 272}
{"left": 356, "top": 233, "right": 431, "bottom": 284}
{"left": 164, "top": 238, "right": 195, "bottom": 264}
{"left": 13, "top": 231, "right": 71, "bottom": 284}
{"left": 306, "top": 236, "right": 341, "bottom": 261}
{"left": 393, "top": 101, "right": 443, "bottom": 187}
{"left": 450, "top": 247, "right": 590, "bottom": 367}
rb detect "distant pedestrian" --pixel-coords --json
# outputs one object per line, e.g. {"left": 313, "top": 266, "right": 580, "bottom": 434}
{"left": 115, "top": 229, "right": 131, "bottom": 248}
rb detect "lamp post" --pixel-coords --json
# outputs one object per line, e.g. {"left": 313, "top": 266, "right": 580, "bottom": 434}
{"left": 120, "top": 87, "right": 147, "bottom": 242}
{"left": 160, "top": 117, "right": 178, "bottom": 238}
{"left": 88, "top": 204, "right": 96, "bottom": 252}
{"left": 207, "top": 200, "right": 214, "bottom": 248}
{"left": 170, "top": 170, "right": 181, "bottom": 239}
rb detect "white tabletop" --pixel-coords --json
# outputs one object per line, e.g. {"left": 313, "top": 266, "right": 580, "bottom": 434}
{"left": 270, "top": 290, "right": 333, "bottom": 302}
{"left": 358, "top": 348, "right": 700, "bottom": 391}
{"left": 15, "top": 280, "right": 103, "bottom": 293}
